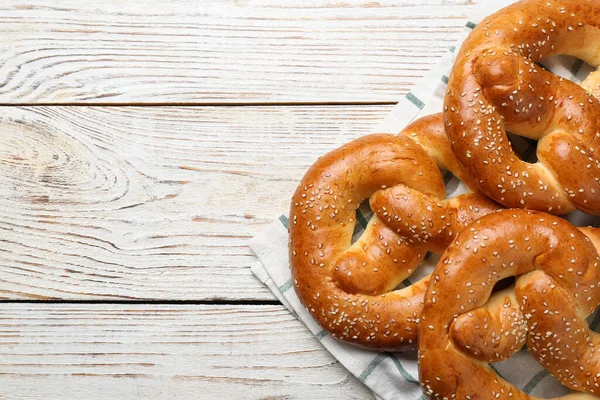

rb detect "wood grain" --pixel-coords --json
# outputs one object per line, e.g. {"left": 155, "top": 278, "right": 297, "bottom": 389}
{"left": 0, "top": 105, "right": 394, "bottom": 300}
{"left": 0, "top": 0, "right": 475, "bottom": 104}
{"left": 0, "top": 303, "right": 372, "bottom": 399}
{"left": 0, "top": 3, "right": 482, "bottom": 398}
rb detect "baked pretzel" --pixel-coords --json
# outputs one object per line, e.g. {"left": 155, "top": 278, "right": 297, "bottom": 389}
{"left": 288, "top": 114, "right": 504, "bottom": 349}
{"left": 445, "top": 0, "right": 600, "bottom": 215}
{"left": 419, "top": 209, "right": 600, "bottom": 399}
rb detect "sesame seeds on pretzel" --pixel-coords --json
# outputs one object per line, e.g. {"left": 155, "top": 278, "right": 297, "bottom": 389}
{"left": 419, "top": 210, "right": 600, "bottom": 399}
{"left": 445, "top": 0, "right": 600, "bottom": 215}
{"left": 288, "top": 114, "right": 503, "bottom": 349}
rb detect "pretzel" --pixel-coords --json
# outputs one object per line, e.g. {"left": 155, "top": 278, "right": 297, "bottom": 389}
{"left": 288, "top": 114, "right": 504, "bottom": 350}
{"left": 419, "top": 209, "right": 600, "bottom": 399}
{"left": 445, "top": 0, "right": 600, "bottom": 215}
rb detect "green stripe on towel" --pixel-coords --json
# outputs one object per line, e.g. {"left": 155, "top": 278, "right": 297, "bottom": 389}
{"left": 355, "top": 210, "right": 370, "bottom": 230}
{"left": 522, "top": 370, "right": 549, "bottom": 394}
{"left": 315, "top": 330, "right": 328, "bottom": 340}
{"left": 278, "top": 278, "right": 293, "bottom": 294}
{"left": 388, "top": 354, "right": 419, "bottom": 385}
{"left": 279, "top": 215, "right": 289, "bottom": 229}
{"left": 359, "top": 354, "right": 386, "bottom": 382}
{"left": 406, "top": 92, "right": 425, "bottom": 109}
{"left": 571, "top": 58, "right": 584, "bottom": 76}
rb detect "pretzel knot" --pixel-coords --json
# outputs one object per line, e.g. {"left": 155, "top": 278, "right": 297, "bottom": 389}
{"left": 419, "top": 209, "right": 600, "bottom": 399}
{"left": 288, "top": 114, "right": 502, "bottom": 349}
{"left": 446, "top": 0, "right": 600, "bottom": 215}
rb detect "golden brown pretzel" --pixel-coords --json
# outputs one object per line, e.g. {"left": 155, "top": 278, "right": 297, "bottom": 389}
{"left": 419, "top": 209, "right": 600, "bottom": 399}
{"left": 288, "top": 114, "right": 504, "bottom": 350}
{"left": 445, "top": 0, "right": 600, "bottom": 215}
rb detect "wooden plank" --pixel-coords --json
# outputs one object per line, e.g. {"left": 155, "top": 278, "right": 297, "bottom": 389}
{"left": 0, "top": 105, "right": 394, "bottom": 300}
{"left": 0, "top": 303, "right": 373, "bottom": 399}
{"left": 0, "top": 0, "right": 476, "bottom": 104}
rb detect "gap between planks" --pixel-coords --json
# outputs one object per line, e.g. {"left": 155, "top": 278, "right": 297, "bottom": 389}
{"left": 0, "top": 101, "right": 399, "bottom": 107}
{"left": 0, "top": 303, "right": 373, "bottom": 399}
{"left": 0, "top": 299, "right": 281, "bottom": 305}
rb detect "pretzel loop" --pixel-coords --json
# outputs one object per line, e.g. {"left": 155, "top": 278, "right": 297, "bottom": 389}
{"left": 419, "top": 210, "right": 600, "bottom": 399}
{"left": 289, "top": 114, "right": 503, "bottom": 349}
{"left": 446, "top": 0, "right": 600, "bottom": 215}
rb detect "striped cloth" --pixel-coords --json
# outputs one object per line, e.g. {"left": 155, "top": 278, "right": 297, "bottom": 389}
{"left": 249, "top": 0, "right": 600, "bottom": 398}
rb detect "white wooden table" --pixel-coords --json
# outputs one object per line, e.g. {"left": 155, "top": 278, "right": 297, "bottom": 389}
{"left": 0, "top": 1, "right": 476, "bottom": 398}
